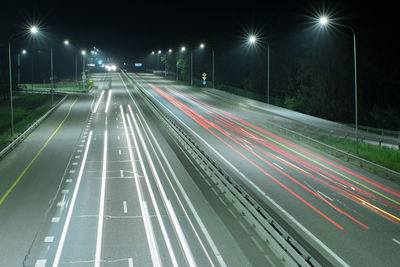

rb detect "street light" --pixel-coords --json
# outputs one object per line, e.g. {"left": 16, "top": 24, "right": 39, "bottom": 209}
{"left": 81, "top": 50, "right": 86, "bottom": 87}
{"left": 18, "top": 50, "right": 27, "bottom": 84}
{"left": 8, "top": 25, "right": 39, "bottom": 136}
{"left": 64, "top": 40, "right": 69, "bottom": 45}
{"left": 319, "top": 17, "right": 359, "bottom": 154}
{"left": 248, "top": 35, "right": 270, "bottom": 104}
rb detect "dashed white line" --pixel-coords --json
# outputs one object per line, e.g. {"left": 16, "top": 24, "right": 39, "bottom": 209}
{"left": 392, "top": 238, "right": 400, "bottom": 245}
{"left": 123, "top": 201, "right": 128, "bottom": 214}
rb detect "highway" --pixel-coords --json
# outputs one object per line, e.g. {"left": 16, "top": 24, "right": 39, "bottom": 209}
{"left": 2, "top": 72, "right": 283, "bottom": 267}
{"left": 124, "top": 73, "right": 400, "bottom": 266}
{"left": 1, "top": 71, "right": 399, "bottom": 266}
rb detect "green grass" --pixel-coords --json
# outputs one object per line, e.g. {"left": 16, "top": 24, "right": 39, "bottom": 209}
{"left": 19, "top": 82, "right": 91, "bottom": 92}
{"left": 0, "top": 93, "right": 63, "bottom": 151}
{"left": 305, "top": 131, "right": 400, "bottom": 173}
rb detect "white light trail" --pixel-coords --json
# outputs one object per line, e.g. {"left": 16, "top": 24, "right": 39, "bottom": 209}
{"left": 119, "top": 105, "right": 161, "bottom": 267}
{"left": 93, "top": 90, "right": 105, "bottom": 113}
{"left": 128, "top": 106, "right": 193, "bottom": 267}
{"left": 105, "top": 90, "right": 112, "bottom": 113}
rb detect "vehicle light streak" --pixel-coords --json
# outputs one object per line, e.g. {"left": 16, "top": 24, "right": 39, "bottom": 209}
{"left": 128, "top": 105, "right": 195, "bottom": 267}
{"left": 164, "top": 85, "right": 400, "bottom": 217}
{"left": 120, "top": 105, "right": 161, "bottom": 266}
{"left": 105, "top": 89, "right": 112, "bottom": 113}
{"left": 147, "top": 83, "right": 344, "bottom": 230}
{"left": 93, "top": 90, "right": 105, "bottom": 113}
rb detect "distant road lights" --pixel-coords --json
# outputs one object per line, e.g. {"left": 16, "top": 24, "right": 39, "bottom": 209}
{"left": 168, "top": 49, "right": 172, "bottom": 53}
{"left": 181, "top": 46, "right": 186, "bottom": 52}
{"left": 22, "top": 49, "right": 27, "bottom": 54}
{"left": 64, "top": 40, "right": 69, "bottom": 45}
{"left": 158, "top": 50, "right": 162, "bottom": 54}
{"left": 81, "top": 50, "right": 86, "bottom": 55}
{"left": 200, "top": 43, "right": 205, "bottom": 49}
{"left": 151, "top": 51, "right": 155, "bottom": 55}
{"left": 319, "top": 16, "right": 328, "bottom": 25}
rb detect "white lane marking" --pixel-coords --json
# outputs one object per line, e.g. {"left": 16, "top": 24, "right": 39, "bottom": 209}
{"left": 129, "top": 74, "right": 348, "bottom": 267}
{"left": 44, "top": 236, "right": 54, "bottom": 243}
{"left": 317, "top": 191, "right": 333, "bottom": 202}
{"left": 52, "top": 217, "right": 60, "bottom": 223}
{"left": 118, "top": 149, "right": 122, "bottom": 155}
{"left": 35, "top": 259, "right": 47, "bottom": 267}
{"left": 105, "top": 89, "right": 112, "bottom": 113}
{"left": 392, "top": 238, "right": 400, "bottom": 245}
{"left": 126, "top": 112, "right": 176, "bottom": 267}
{"left": 69, "top": 170, "right": 75, "bottom": 174}
{"left": 121, "top": 76, "right": 222, "bottom": 267}
{"left": 120, "top": 106, "right": 162, "bottom": 267}
{"left": 72, "top": 162, "right": 78, "bottom": 166}
{"left": 120, "top": 170, "right": 124, "bottom": 177}
{"left": 117, "top": 135, "right": 120, "bottom": 140}
{"left": 93, "top": 90, "right": 105, "bottom": 113}
{"left": 66, "top": 179, "right": 72, "bottom": 183}
{"left": 95, "top": 131, "right": 108, "bottom": 267}
{"left": 57, "top": 202, "right": 64, "bottom": 207}
{"left": 123, "top": 201, "right": 128, "bottom": 213}
{"left": 273, "top": 163, "right": 284, "bottom": 170}
{"left": 53, "top": 131, "right": 93, "bottom": 267}
{"left": 61, "top": 189, "right": 69, "bottom": 194}
{"left": 129, "top": 108, "right": 193, "bottom": 267}
{"left": 128, "top": 258, "right": 134, "bottom": 267}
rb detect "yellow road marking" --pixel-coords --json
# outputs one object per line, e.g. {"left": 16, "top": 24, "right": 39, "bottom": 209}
{"left": 0, "top": 97, "right": 78, "bottom": 206}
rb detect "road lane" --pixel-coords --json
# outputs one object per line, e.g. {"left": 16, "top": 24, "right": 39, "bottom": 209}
{"left": 23, "top": 72, "right": 278, "bottom": 266}
{"left": 128, "top": 72, "right": 400, "bottom": 266}
{"left": 0, "top": 94, "right": 92, "bottom": 267}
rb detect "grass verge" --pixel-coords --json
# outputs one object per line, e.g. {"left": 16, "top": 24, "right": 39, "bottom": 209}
{"left": 0, "top": 93, "right": 63, "bottom": 151}
{"left": 303, "top": 131, "right": 400, "bottom": 174}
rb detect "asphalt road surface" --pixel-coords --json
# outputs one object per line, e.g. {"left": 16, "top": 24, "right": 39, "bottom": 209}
{"left": 1, "top": 72, "right": 285, "bottom": 267}
{"left": 124, "top": 72, "right": 400, "bottom": 267}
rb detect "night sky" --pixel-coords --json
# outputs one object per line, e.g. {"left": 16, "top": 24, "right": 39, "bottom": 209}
{"left": 1, "top": 0, "right": 397, "bottom": 61}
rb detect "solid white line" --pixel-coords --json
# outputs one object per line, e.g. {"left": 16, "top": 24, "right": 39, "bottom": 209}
{"left": 93, "top": 90, "right": 105, "bottom": 113}
{"left": 392, "top": 238, "right": 400, "bottom": 245}
{"left": 95, "top": 131, "right": 108, "bottom": 267}
{"left": 123, "top": 201, "right": 128, "bottom": 213}
{"left": 128, "top": 258, "right": 134, "bottom": 267}
{"left": 120, "top": 106, "right": 161, "bottom": 267}
{"left": 105, "top": 90, "right": 112, "bottom": 113}
{"left": 317, "top": 191, "right": 333, "bottom": 202}
{"left": 53, "top": 131, "right": 93, "bottom": 267}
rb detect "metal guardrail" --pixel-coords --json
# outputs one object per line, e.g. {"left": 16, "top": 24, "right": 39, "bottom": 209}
{"left": 0, "top": 94, "right": 68, "bottom": 160}
{"left": 264, "top": 120, "right": 400, "bottom": 181}
{"left": 122, "top": 71, "right": 320, "bottom": 267}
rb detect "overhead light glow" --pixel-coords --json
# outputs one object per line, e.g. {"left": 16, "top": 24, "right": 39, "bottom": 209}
{"left": 64, "top": 40, "right": 69, "bottom": 45}
{"left": 81, "top": 50, "right": 86, "bottom": 55}
{"left": 200, "top": 43, "right": 205, "bottom": 48}
{"left": 249, "top": 35, "right": 256, "bottom": 44}
{"left": 29, "top": 26, "right": 38, "bottom": 34}
{"left": 319, "top": 16, "right": 328, "bottom": 25}
{"left": 181, "top": 46, "right": 186, "bottom": 52}
{"left": 22, "top": 50, "right": 27, "bottom": 54}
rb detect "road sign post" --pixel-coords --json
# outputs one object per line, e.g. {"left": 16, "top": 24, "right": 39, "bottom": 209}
{"left": 202, "top": 73, "right": 207, "bottom": 87}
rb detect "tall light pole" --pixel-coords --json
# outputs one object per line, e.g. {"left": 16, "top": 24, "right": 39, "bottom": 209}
{"left": 248, "top": 35, "right": 270, "bottom": 104}
{"left": 319, "top": 17, "right": 359, "bottom": 154}
{"left": 8, "top": 26, "right": 38, "bottom": 136}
